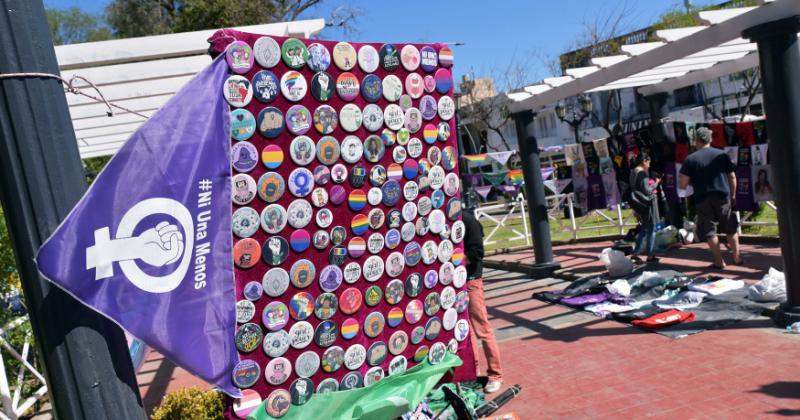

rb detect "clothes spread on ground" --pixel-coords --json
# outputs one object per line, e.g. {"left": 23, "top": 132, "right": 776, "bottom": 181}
{"left": 653, "top": 290, "right": 707, "bottom": 310}
{"left": 631, "top": 309, "right": 695, "bottom": 329}
{"left": 689, "top": 279, "right": 745, "bottom": 296}
{"left": 612, "top": 305, "right": 666, "bottom": 323}
{"left": 584, "top": 302, "right": 637, "bottom": 318}
{"left": 560, "top": 291, "right": 620, "bottom": 307}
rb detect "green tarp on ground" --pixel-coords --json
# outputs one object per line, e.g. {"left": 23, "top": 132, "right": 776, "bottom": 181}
{"left": 248, "top": 354, "right": 462, "bottom": 420}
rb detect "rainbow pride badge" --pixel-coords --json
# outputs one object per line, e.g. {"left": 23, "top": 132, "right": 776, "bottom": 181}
{"left": 351, "top": 214, "right": 369, "bottom": 235}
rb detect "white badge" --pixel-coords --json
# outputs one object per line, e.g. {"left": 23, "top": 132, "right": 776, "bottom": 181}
{"left": 290, "top": 136, "right": 316, "bottom": 166}
{"left": 362, "top": 104, "right": 384, "bottom": 132}
{"left": 450, "top": 220, "right": 465, "bottom": 243}
{"left": 403, "top": 181, "right": 419, "bottom": 201}
{"left": 385, "top": 252, "right": 405, "bottom": 277}
{"left": 401, "top": 222, "right": 416, "bottom": 242}
{"left": 442, "top": 307, "right": 458, "bottom": 331}
{"left": 428, "top": 209, "right": 446, "bottom": 234}
{"left": 262, "top": 267, "right": 290, "bottom": 297}
{"left": 382, "top": 75, "right": 403, "bottom": 102}
{"left": 438, "top": 239, "right": 454, "bottom": 263}
{"left": 421, "top": 240, "right": 438, "bottom": 265}
{"left": 343, "top": 262, "right": 362, "bottom": 284}
{"left": 368, "top": 187, "right": 383, "bottom": 206}
{"left": 429, "top": 166, "right": 445, "bottom": 190}
{"left": 363, "top": 255, "right": 385, "bottom": 282}
{"left": 287, "top": 199, "right": 312, "bottom": 229}
{"left": 407, "top": 137, "right": 423, "bottom": 158}
{"left": 340, "top": 135, "right": 363, "bottom": 164}
{"left": 339, "top": 103, "right": 363, "bottom": 133}
{"left": 444, "top": 173, "right": 460, "bottom": 197}
{"left": 367, "top": 233, "right": 385, "bottom": 254}
{"left": 439, "top": 262, "right": 455, "bottom": 285}
{"left": 438, "top": 95, "right": 455, "bottom": 120}
{"left": 453, "top": 265, "right": 467, "bottom": 288}
{"left": 280, "top": 71, "right": 308, "bottom": 102}
{"left": 383, "top": 104, "right": 405, "bottom": 131}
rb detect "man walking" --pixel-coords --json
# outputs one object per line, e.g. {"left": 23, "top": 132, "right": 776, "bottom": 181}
{"left": 462, "top": 207, "right": 503, "bottom": 393}
{"left": 679, "top": 127, "right": 742, "bottom": 268}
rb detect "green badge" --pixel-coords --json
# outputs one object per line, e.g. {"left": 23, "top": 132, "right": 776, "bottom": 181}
{"left": 365, "top": 285, "right": 382, "bottom": 307}
{"left": 281, "top": 38, "right": 309, "bottom": 69}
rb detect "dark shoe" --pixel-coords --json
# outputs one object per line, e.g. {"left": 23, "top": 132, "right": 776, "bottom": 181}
{"left": 646, "top": 257, "right": 660, "bottom": 264}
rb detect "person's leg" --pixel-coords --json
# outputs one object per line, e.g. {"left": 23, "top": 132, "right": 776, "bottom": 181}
{"left": 696, "top": 198, "right": 724, "bottom": 266}
{"left": 722, "top": 202, "right": 742, "bottom": 264}
{"left": 467, "top": 278, "right": 503, "bottom": 382}
{"left": 707, "top": 235, "right": 725, "bottom": 267}
{"left": 645, "top": 220, "right": 657, "bottom": 259}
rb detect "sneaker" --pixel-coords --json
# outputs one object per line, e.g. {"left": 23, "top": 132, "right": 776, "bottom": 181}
{"left": 484, "top": 380, "right": 502, "bottom": 394}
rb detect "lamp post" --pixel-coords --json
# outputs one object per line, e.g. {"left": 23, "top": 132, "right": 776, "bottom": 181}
{"left": 555, "top": 95, "right": 594, "bottom": 144}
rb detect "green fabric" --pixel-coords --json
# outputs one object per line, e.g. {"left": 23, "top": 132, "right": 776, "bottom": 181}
{"left": 248, "top": 354, "right": 462, "bottom": 420}
{"left": 482, "top": 171, "right": 509, "bottom": 186}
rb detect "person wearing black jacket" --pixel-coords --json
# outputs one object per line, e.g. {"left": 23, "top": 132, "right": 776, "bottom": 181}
{"left": 629, "top": 153, "right": 660, "bottom": 263}
{"left": 462, "top": 208, "right": 503, "bottom": 393}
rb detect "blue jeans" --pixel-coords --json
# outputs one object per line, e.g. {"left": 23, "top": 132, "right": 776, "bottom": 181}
{"left": 634, "top": 219, "right": 656, "bottom": 257}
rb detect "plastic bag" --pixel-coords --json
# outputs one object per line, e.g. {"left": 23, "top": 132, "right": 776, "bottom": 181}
{"left": 598, "top": 248, "right": 634, "bottom": 277}
{"left": 630, "top": 271, "right": 663, "bottom": 288}
{"left": 606, "top": 279, "right": 631, "bottom": 297}
{"left": 654, "top": 226, "right": 679, "bottom": 252}
{"left": 748, "top": 267, "right": 787, "bottom": 302}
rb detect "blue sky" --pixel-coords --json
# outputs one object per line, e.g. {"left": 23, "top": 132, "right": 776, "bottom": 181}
{"left": 45, "top": 0, "right": 719, "bottom": 88}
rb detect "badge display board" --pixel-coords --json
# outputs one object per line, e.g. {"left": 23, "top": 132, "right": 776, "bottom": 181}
{"left": 223, "top": 33, "right": 474, "bottom": 418}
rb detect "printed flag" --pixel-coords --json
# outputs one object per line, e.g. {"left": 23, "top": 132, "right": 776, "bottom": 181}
{"left": 36, "top": 57, "right": 241, "bottom": 396}
{"left": 507, "top": 169, "right": 524, "bottom": 186}
{"left": 463, "top": 153, "right": 488, "bottom": 165}
{"left": 486, "top": 151, "right": 514, "bottom": 166}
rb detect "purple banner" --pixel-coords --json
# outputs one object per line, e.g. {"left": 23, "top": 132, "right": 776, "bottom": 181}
{"left": 36, "top": 57, "right": 240, "bottom": 396}
{"left": 662, "top": 163, "right": 679, "bottom": 203}
{"left": 735, "top": 166, "right": 758, "bottom": 211}
{"left": 586, "top": 175, "right": 606, "bottom": 211}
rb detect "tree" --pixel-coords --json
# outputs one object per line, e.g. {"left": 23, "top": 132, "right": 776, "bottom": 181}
{"left": 105, "top": 0, "right": 360, "bottom": 38}
{"left": 46, "top": 7, "right": 113, "bottom": 45}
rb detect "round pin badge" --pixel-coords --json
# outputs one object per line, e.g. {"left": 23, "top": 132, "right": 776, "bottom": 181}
{"left": 414, "top": 345, "right": 429, "bottom": 363}
{"left": 236, "top": 300, "right": 256, "bottom": 323}
{"left": 362, "top": 105, "right": 384, "bottom": 133}
{"left": 367, "top": 187, "right": 383, "bottom": 206}
{"left": 262, "top": 301, "right": 289, "bottom": 331}
{"left": 363, "top": 135, "right": 385, "bottom": 163}
{"left": 441, "top": 146, "right": 457, "bottom": 170}
{"left": 408, "top": 137, "right": 423, "bottom": 158}
{"left": 340, "top": 371, "right": 363, "bottom": 391}
{"left": 231, "top": 109, "right": 256, "bottom": 142}
{"left": 288, "top": 292, "right": 314, "bottom": 321}
{"left": 257, "top": 173, "right": 285, "bottom": 204}
{"left": 402, "top": 202, "right": 418, "bottom": 222}
{"left": 311, "top": 71, "right": 334, "bottom": 102}
{"left": 429, "top": 342, "right": 446, "bottom": 365}
{"left": 444, "top": 173, "right": 460, "bottom": 197}
{"left": 403, "top": 241, "right": 422, "bottom": 267}
{"left": 427, "top": 146, "right": 442, "bottom": 166}
{"left": 336, "top": 72, "right": 360, "bottom": 101}
{"left": 288, "top": 168, "right": 314, "bottom": 198}
{"left": 232, "top": 359, "right": 260, "bottom": 389}
{"left": 387, "top": 163, "right": 403, "bottom": 182}
{"left": 410, "top": 325, "right": 425, "bottom": 344}
{"left": 418, "top": 197, "right": 433, "bottom": 217}
{"left": 438, "top": 95, "right": 456, "bottom": 120}
{"left": 233, "top": 389, "right": 262, "bottom": 418}
{"left": 367, "top": 341, "right": 388, "bottom": 367}
{"left": 322, "top": 346, "right": 345, "bottom": 373}
{"left": 416, "top": 217, "right": 431, "bottom": 237}
{"left": 404, "top": 107, "right": 422, "bottom": 133}
{"left": 389, "top": 330, "right": 408, "bottom": 355}
{"left": 330, "top": 225, "right": 347, "bottom": 245}
{"left": 290, "top": 378, "right": 314, "bottom": 406}
{"left": 313, "top": 137, "right": 338, "bottom": 166}
{"left": 260, "top": 144, "right": 284, "bottom": 170}
{"left": 289, "top": 258, "right": 315, "bottom": 289}
{"left": 344, "top": 343, "right": 366, "bottom": 369}
{"left": 265, "top": 389, "right": 291, "bottom": 418}
{"left": 419, "top": 46, "right": 438, "bottom": 72}
{"left": 349, "top": 165, "right": 367, "bottom": 188}
{"left": 290, "top": 136, "right": 316, "bottom": 166}
{"left": 263, "top": 330, "right": 290, "bottom": 358}
{"left": 438, "top": 45, "right": 454, "bottom": 67}
{"left": 290, "top": 229, "right": 311, "bottom": 253}
{"left": 347, "top": 236, "right": 366, "bottom": 258}
{"left": 424, "top": 269, "right": 439, "bottom": 289}
{"left": 224, "top": 75, "right": 252, "bottom": 108}
{"left": 348, "top": 189, "right": 367, "bottom": 212}
{"left": 339, "top": 287, "right": 362, "bottom": 315}
{"left": 262, "top": 236, "right": 289, "bottom": 266}
{"left": 389, "top": 355, "right": 408, "bottom": 376}
{"left": 384, "top": 104, "right": 405, "bottom": 130}
{"left": 439, "top": 262, "right": 455, "bottom": 286}
{"left": 311, "top": 187, "right": 329, "bottom": 209}
{"left": 455, "top": 319, "right": 469, "bottom": 341}
{"left": 399, "top": 94, "right": 413, "bottom": 111}
{"left": 312, "top": 105, "right": 338, "bottom": 135}
{"left": 442, "top": 308, "right": 458, "bottom": 332}
{"left": 397, "top": 128, "right": 411, "bottom": 145}
{"left": 385, "top": 252, "right": 406, "bottom": 279}
{"left": 341, "top": 318, "right": 360, "bottom": 341}
{"left": 384, "top": 307, "right": 404, "bottom": 328}
{"left": 438, "top": 122, "right": 451, "bottom": 143}
{"left": 287, "top": 199, "right": 312, "bottom": 228}
{"left": 314, "top": 319, "right": 338, "bottom": 347}
{"left": 428, "top": 209, "right": 445, "bottom": 234}
{"left": 357, "top": 44, "right": 379, "bottom": 73}
{"left": 453, "top": 265, "right": 467, "bottom": 288}
{"left": 423, "top": 74, "right": 436, "bottom": 93}
{"left": 295, "top": 349, "right": 320, "bottom": 375}
{"left": 253, "top": 36, "right": 281, "bottom": 68}
{"left": 401, "top": 160, "right": 420, "bottom": 182}
{"left": 440, "top": 286, "right": 457, "bottom": 309}
{"left": 431, "top": 190, "right": 445, "bottom": 209}
{"left": 314, "top": 296, "right": 339, "bottom": 322}
{"left": 405, "top": 273, "right": 423, "bottom": 298}
{"left": 307, "top": 42, "right": 331, "bottom": 72}
{"left": 381, "top": 129, "right": 396, "bottom": 147}
{"left": 281, "top": 71, "right": 308, "bottom": 101}
{"left": 382, "top": 75, "right": 403, "bottom": 102}
{"left": 363, "top": 255, "right": 385, "bottom": 282}
{"left": 234, "top": 238, "right": 261, "bottom": 269}
{"left": 233, "top": 207, "right": 260, "bottom": 238}
{"left": 243, "top": 280, "right": 263, "bottom": 301}
{"left": 331, "top": 164, "right": 348, "bottom": 185}
{"left": 425, "top": 316, "right": 442, "bottom": 340}
{"left": 424, "top": 292, "right": 441, "bottom": 317}
{"left": 403, "top": 181, "right": 419, "bottom": 201}
{"left": 252, "top": 70, "right": 280, "bottom": 103}
{"left": 405, "top": 73, "right": 424, "bottom": 99}
{"left": 447, "top": 198, "right": 462, "bottom": 221}
{"left": 226, "top": 41, "right": 253, "bottom": 73}
{"left": 314, "top": 208, "right": 332, "bottom": 228}
{"left": 282, "top": 38, "right": 309, "bottom": 69}
{"left": 317, "top": 378, "right": 339, "bottom": 394}
{"left": 400, "top": 44, "right": 421, "bottom": 71}
{"left": 438, "top": 240, "right": 454, "bottom": 264}
{"left": 285, "top": 105, "right": 311, "bottom": 136}
{"left": 328, "top": 245, "right": 348, "bottom": 266}
{"left": 261, "top": 267, "right": 289, "bottom": 297}
{"left": 381, "top": 180, "right": 401, "bottom": 206}
{"left": 435, "top": 69, "right": 453, "bottom": 95}
{"left": 369, "top": 165, "right": 387, "bottom": 186}
{"left": 429, "top": 166, "right": 445, "bottom": 190}
{"left": 319, "top": 265, "right": 343, "bottom": 293}
{"left": 343, "top": 262, "right": 361, "bottom": 284}
{"left": 235, "top": 323, "right": 262, "bottom": 353}
{"left": 387, "top": 209, "right": 402, "bottom": 228}
{"left": 257, "top": 107, "right": 284, "bottom": 139}
{"left": 289, "top": 322, "right": 315, "bottom": 351}
{"left": 440, "top": 223, "right": 452, "bottom": 240}
{"left": 339, "top": 103, "right": 363, "bottom": 132}
{"left": 401, "top": 222, "right": 416, "bottom": 242}
{"left": 364, "top": 312, "right": 385, "bottom": 338}
{"left": 365, "top": 285, "right": 382, "bottom": 306}
{"left": 418, "top": 96, "right": 437, "bottom": 122}
{"left": 451, "top": 246, "right": 465, "bottom": 266}
{"left": 360, "top": 74, "right": 382, "bottom": 103}
{"left": 265, "top": 357, "right": 292, "bottom": 387}
{"left": 337, "top": 136, "right": 361, "bottom": 164}
{"left": 368, "top": 209, "right": 385, "bottom": 231}
{"left": 380, "top": 44, "right": 400, "bottom": 71}
{"left": 448, "top": 338, "right": 459, "bottom": 355}
{"left": 393, "top": 146, "right": 407, "bottom": 164}
{"left": 423, "top": 123, "right": 438, "bottom": 145}
{"left": 313, "top": 230, "right": 330, "bottom": 250}
{"left": 332, "top": 42, "right": 357, "bottom": 70}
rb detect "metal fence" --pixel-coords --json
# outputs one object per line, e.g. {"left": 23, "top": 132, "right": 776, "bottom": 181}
{"left": 0, "top": 317, "right": 47, "bottom": 420}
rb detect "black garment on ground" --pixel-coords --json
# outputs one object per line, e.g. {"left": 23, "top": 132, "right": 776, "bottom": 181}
{"left": 462, "top": 209, "right": 484, "bottom": 279}
{"left": 612, "top": 305, "right": 665, "bottom": 322}
{"left": 679, "top": 147, "right": 735, "bottom": 202}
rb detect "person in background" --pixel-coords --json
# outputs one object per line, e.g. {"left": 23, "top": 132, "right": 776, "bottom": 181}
{"left": 629, "top": 153, "right": 660, "bottom": 263}
{"left": 461, "top": 207, "right": 503, "bottom": 393}
{"left": 679, "top": 127, "right": 742, "bottom": 268}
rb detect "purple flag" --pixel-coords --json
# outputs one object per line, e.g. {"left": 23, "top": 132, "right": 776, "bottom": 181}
{"left": 735, "top": 166, "right": 758, "bottom": 211}
{"left": 662, "top": 163, "right": 679, "bottom": 203}
{"left": 474, "top": 185, "right": 493, "bottom": 199}
{"left": 36, "top": 57, "right": 240, "bottom": 396}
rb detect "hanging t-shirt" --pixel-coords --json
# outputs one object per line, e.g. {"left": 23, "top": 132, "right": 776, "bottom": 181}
{"left": 710, "top": 123, "right": 727, "bottom": 148}
{"left": 735, "top": 121, "right": 756, "bottom": 146}
{"left": 661, "top": 163, "right": 679, "bottom": 203}
{"left": 602, "top": 173, "right": 620, "bottom": 207}
{"left": 752, "top": 120, "right": 768, "bottom": 144}
{"left": 735, "top": 166, "right": 758, "bottom": 211}
{"left": 572, "top": 176, "right": 589, "bottom": 210}
{"left": 752, "top": 165, "right": 774, "bottom": 202}
{"left": 673, "top": 121, "right": 689, "bottom": 144}
{"left": 587, "top": 175, "right": 606, "bottom": 210}
{"left": 631, "top": 309, "right": 695, "bottom": 329}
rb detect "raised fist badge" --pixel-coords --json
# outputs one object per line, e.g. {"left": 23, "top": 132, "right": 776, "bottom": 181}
{"left": 86, "top": 198, "right": 194, "bottom": 293}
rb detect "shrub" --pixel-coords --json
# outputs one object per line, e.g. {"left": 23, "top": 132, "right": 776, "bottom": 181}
{"left": 151, "top": 387, "right": 224, "bottom": 420}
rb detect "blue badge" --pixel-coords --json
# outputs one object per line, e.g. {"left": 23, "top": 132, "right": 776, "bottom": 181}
{"left": 257, "top": 107, "right": 284, "bottom": 139}
{"left": 431, "top": 190, "right": 445, "bottom": 209}
{"left": 230, "top": 109, "right": 256, "bottom": 141}
{"left": 385, "top": 228, "right": 401, "bottom": 249}
{"left": 361, "top": 74, "right": 383, "bottom": 103}
{"left": 381, "top": 180, "right": 401, "bottom": 207}
{"left": 252, "top": 70, "right": 280, "bottom": 103}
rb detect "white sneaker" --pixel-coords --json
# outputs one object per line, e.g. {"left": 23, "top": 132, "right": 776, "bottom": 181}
{"left": 484, "top": 380, "right": 502, "bottom": 393}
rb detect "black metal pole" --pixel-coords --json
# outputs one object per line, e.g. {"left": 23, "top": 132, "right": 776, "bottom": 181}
{"left": 0, "top": 1, "right": 146, "bottom": 418}
{"left": 512, "top": 110, "right": 560, "bottom": 277}
{"left": 743, "top": 16, "right": 800, "bottom": 326}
